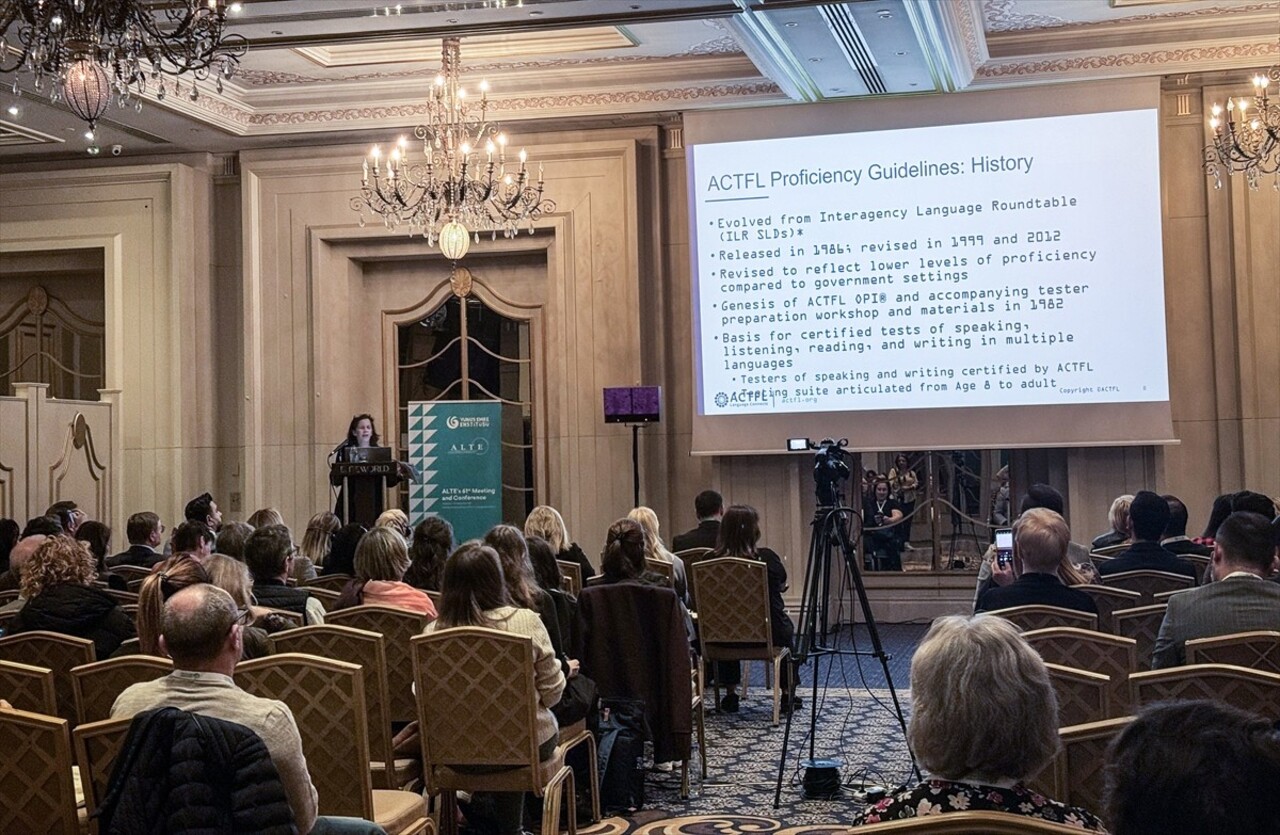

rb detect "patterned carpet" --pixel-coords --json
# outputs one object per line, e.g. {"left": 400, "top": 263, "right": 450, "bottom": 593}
{"left": 579, "top": 624, "right": 927, "bottom": 835}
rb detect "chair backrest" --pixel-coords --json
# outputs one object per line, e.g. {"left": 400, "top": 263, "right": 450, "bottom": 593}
{"left": 644, "top": 558, "right": 674, "bottom": 586}
{"left": 112, "top": 637, "right": 142, "bottom": 656}
{"left": 556, "top": 560, "right": 582, "bottom": 597}
{"left": 305, "top": 587, "right": 341, "bottom": 612}
{"left": 110, "top": 565, "right": 152, "bottom": 583}
{"left": 1022, "top": 627, "right": 1137, "bottom": 717}
{"left": 268, "top": 624, "right": 393, "bottom": 786}
{"left": 1181, "top": 553, "right": 1211, "bottom": 571}
{"left": 692, "top": 557, "right": 772, "bottom": 647}
{"left": 851, "top": 810, "right": 1094, "bottom": 833}
{"left": 326, "top": 604, "right": 427, "bottom": 725}
{"left": 985, "top": 605, "right": 1099, "bottom": 633}
{"left": 0, "top": 588, "right": 20, "bottom": 604}
{"left": 71, "top": 715, "right": 133, "bottom": 831}
{"left": 0, "top": 631, "right": 96, "bottom": 723}
{"left": 1185, "top": 630, "right": 1280, "bottom": 673}
{"left": 1071, "top": 584, "right": 1141, "bottom": 632}
{"left": 71, "top": 655, "right": 173, "bottom": 725}
{"left": 303, "top": 574, "right": 353, "bottom": 591}
{"left": 675, "top": 547, "right": 714, "bottom": 609}
{"left": 1111, "top": 603, "right": 1167, "bottom": 668}
{"left": 235, "top": 652, "right": 373, "bottom": 819}
{"left": 102, "top": 589, "right": 139, "bottom": 605}
{"left": 0, "top": 659, "right": 57, "bottom": 716}
{"left": 1130, "top": 663, "right": 1280, "bottom": 717}
{"left": 411, "top": 626, "right": 539, "bottom": 784}
{"left": 1044, "top": 662, "right": 1112, "bottom": 728}
{"left": 0, "top": 609, "right": 17, "bottom": 633}
{"left": 1031, "top": 716, "right": 1133, "bottom": 817}
{"left": 1102, "top": 569, "right": 1194, "bottom": 604}
{"left": 0, "top": 706, "right": 79, "bottom": 834}
{"left": 1092, "top": 543, "right": 1130, "bottom": 557}
{"left": 263, "top": 608, "right": 305, "bottom": 628}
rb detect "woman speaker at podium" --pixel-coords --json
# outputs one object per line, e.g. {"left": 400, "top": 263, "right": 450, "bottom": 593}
{"left": 330, "top": 413, "right": 402, "bottom": 525}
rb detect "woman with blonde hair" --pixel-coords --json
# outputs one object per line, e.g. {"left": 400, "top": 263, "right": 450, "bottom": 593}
{"left": 853, "top": 615, "right": 1104, "bottom": 829}
{"left": 296, "top": 511, "right": 340, "bottom": 581}
{"left": 374, "top": 508, "right": 411, "bottom": 544}
{"left": 199, "top": 554, "right": 284, "bottom": 658}
{"left": 1092, "top": 494, "right": 1134, "bottom": 550}
{"left": 334, "top": 526, "right": 436, "bottom": 617}
{"left": 246, "top": 507, "right": 286, "bottom": 530}
{"left": 626, "top": 506, "right": 688, "bottom": 602}
{"left": 9, "top": 536, "right": 135, "bottom": 657}
{"left": 523, "top": 505, "right": 595, "bottom": 579}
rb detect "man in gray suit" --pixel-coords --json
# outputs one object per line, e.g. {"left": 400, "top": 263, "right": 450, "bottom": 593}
{"left": 1152, "top": 511, "right": 1280, "bottom": 669}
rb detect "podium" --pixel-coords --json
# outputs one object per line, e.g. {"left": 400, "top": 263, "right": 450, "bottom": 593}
{"left": 331, "top": 461, "right": 400, "bottom": 528}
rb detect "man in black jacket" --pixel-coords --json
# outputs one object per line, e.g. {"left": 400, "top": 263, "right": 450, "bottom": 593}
{"left": 107, "top": 511, "right": 166, "bottom": 568}
{"left": 1160, "top": 495, "right": 1213, "bottom": 557}
{"left": 1099, "top": 491, "right": 1198, "bottom": 582}
{"left": 671, "top": 490, "right": 723, "bottom": 553}
{"left": 245, "top": 525, "right": 325, "bottom": 625}
{"left": 977, "top": 508, "right": 1098, "bottom": 615}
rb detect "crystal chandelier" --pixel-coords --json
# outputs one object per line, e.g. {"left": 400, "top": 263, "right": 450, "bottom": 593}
{"left": 351, "top": 37, "right": 554, "bottom": 261}
{"left": 0, "top": 0, "right": 247, "bottom": 132}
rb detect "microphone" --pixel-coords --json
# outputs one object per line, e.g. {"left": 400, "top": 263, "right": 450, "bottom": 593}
{"left": 331, "top": 440, "right": 349, "bottom": 456}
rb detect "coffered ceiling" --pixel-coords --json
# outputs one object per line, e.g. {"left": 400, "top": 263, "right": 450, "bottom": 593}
{"left": 0, "top": 0, "right": 1276, "bottom": 161}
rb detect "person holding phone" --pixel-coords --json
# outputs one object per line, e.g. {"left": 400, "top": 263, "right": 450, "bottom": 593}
{"left": 975, "top": 508, "right": 1098, "bottom": 615}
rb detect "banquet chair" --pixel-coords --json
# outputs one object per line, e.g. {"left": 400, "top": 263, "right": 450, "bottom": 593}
{"left": 327, "top": 604, "right": 428, "bottom": 725}
{"left": 1185, "top": 630, "right": 1280, "bottom": 673}
{"left": 1111, "top": 604, "right": 1167, "bottom": 668}
{"left": 1129, "top": 663, "right": 1280, "bottom": 718}
{"left": 0, "top": 706, "right": 79, "bottom": 834}
{"left": 1102, "top": 570, "right": 1193, "bottom": 605}
{"left": 303, "top": 574, "right": 354, "bottom": 591}
{"left": 1022, "top": 627, "right": 1137, "bottom": 717}
{"left": 109, "top": 565, "right": 151, "bottom": 585}
{"left": 674, "top": 547, "right": 714, "bottom": 609}
{"left": 236, "top": 653, "right": 430, "bottom": 833}
{"left": 1091, "top": 543, "right": 1130, "bottom": 557}
{"left": 1044, "top": 663, "right": 1111, "bottom": 728}
{"left": 852, "top": 810, "right": 1094, "bottom": 833}
{"left": 306, "top": 587, "right": 342, "bottom": 612}
{"left": 412, "top": 627, "right": 581, "bottom": 835}
{"left": 72, "top": 715, "right": 133, "bottom": 835}
{"left": 0, "top": 658, "right": 57, "bottom": 716}
{"left": 1070, "top": 584, "right": 1140, "bottom": 632}
{"left": 1030, "top": 715, "right": 1133, "bottom": 816}
{"left": 644, "top": 558, "right": 675, "bottom": 586}
{"left": 556, "top": 561, "right": 582, "bottom": 597}
{"left": 985, "top": 605, "right": 1098, "bottom": 633}
{"left": 71, "top": 655, "right": 173, "bottom": 725}
{"left": 0, "top": 631, "right": 96, "bottom": 723}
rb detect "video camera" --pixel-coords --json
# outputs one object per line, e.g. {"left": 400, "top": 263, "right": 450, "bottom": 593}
{"left": 789, "top": 437, "right": 852, "bottom": 506}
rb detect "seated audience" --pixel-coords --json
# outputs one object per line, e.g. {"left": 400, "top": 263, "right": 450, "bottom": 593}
{"left": 108, "top": 512, "right": 166, "bottom": 568}
{"left": 246, "top": 507, "right": 286, "bottom": 530}
{"left": 1092, "top": 494, "right": 1133, "bottom": 550}
{"left": 0, "top": 534, "right": 46, "bottom": 614}
{"left": 244, "top": 525, "right": 325, "bottom": 625}
{"left": 1151, "top": 511, "right": 1280, "bottom": 668}
{"left": 424, "top": 543, "right": 564, "bottom": 835}
{"left": 22, "top": 515, "right": 64, "bottom": 538}
{"left": 136, "top": 555, "right": 213, "bottom": 656}
{"left": 628, "top": 505, "right": 688, "bottom": 602}
{"left": 862, "top": 477, "right": 905, "bottom": 571}
{"left": 111, "top": 584, "right": 327, "bottom": 833}
{"left": 853, "top": 615, "right": 1104, "bottom": 830}
{"left": 526, "top": 535, "right": 578, "bottom": 654}
{"left": 320, "top": 524, "right": 365, "bottom": 577}
{"left": 172, "top": 520, "right": 216, "bottom": 563}
{"left": 977, "top": 508, "right": 1099, "bottom": 616}
{"left": 1098, "top": 491, "right": 1198, "bottom": 582}
{"left": 215, "top": 521, "right": 254, "bottom": 560}
{"left": 334, "top": 526, "right": 437, "bottom": 617}
{"left": 9, "top": 535, "right": 135, "bottom": 657}
{"left": 404, "top": 515, "right": 452, "bottom": 591}
{"left": 74, "top": 519, "right": 113, "bottom": 572}
{"left": 205, "top": 553, "right": 289, "bottom": 657}
{"left": 1160, "top": 495, "right": 1213, "bottom": 557}
{"left": 297, "top": 511, "right": 340, "bottom": 580}
{"left": 670, "top": 489, "right": 723, "bottom": 553}
{"left": 1105, "top": 700, "right": 1280, "bottom": 835}
{"left": 1195, "top": 493, "right": 1235, "bottom": 548}
{"left": 46, "top": 500, "right": 86, "bottom": 536}
{"left": 184, "top": 491, "right": 223, "bottom": 531}
{"left": 484, "top": 525, "right": 575, "bottom": 677}
{"left": 374, "top": 509, "right": 411, "bottom": 544}
{"left": 1231, "top": 490, "right": 1278, "bottom": 520}
{"left": 523, "top": 504, "right": 595, "bottom": 579}
{"left": 0, "top": 517, "right": 19, "bottom": 574}
{"left": 710, "top": 505, "right": 800, "bottom": 713}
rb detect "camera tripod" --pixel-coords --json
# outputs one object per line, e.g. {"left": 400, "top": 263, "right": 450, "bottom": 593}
{"left": 772, "top": 487, "right": 917, "bottom": 806}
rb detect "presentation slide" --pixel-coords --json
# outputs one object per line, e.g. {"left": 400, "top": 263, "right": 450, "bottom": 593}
{"left": 689, "top": 109, "right": 1168, "bottom": 419}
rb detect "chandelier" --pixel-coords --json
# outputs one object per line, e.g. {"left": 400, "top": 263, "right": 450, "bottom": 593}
{"left": 0, "top": 0, "right": 247, "bottom": 133}
{"left": 351, "top": 37, "right": 554, "bottom": 261}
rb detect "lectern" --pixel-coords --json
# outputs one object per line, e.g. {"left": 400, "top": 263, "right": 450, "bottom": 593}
{"left": 331, "top": 461, "right": 400, "bottom": 528}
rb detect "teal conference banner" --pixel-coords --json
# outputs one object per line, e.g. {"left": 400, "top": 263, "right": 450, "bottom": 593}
{"left": 406, "top": 400, "right": 503, "bottom": 543}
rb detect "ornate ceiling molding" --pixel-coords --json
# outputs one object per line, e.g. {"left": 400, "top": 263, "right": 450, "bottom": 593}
{"left": 983, "top": 0, "right": 1279, "bottom": 33}
{"left": 972, "top": 40, "right": 1280, "bottom": 85}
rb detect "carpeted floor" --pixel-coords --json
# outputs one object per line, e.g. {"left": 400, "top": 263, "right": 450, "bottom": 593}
{"left": 579, "top": 624, "right": 929, "bottom": 834}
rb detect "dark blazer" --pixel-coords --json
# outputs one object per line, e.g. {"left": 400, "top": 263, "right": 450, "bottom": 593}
{"left": 1097, "top": 541, "right": 1198, "bottom": 582}
{"left": 976, "top": 572, "right": 1099, "bottom": 615}
{"left": 107, "top": 544, "right": 164, "bottom": 569}
{"left": 671, "top": 520, "right": 720, "bottom": 553}
{"left": 1152, "top": 574, "right": 1280, "bottom": 668}
{"left": 1161, "top": 538, "right": 1213, "bottom": 558}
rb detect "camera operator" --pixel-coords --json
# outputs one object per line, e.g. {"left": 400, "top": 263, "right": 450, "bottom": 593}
{"left": 863, "top": 477, "right": 905, "bottom": 571}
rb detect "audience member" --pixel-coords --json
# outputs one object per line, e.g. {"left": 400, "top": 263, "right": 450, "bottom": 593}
{"left": 1152, "top": 511, "right": 1280, "bottom": 668}
{"left": 74, "top": 520, "right": 112, "bottom": 571}
{"left": 526, "top": 535, "right": 577, "bottom": 652}
{"left": 373, "top": 509, "right": 410, "bottom": 543}
{"left": 1196, "top": 493, "right": 1236, "bottom": 547}
{"left": 136, "top": 555, "right": 213, "bottom": 656}
{"left": 297, "top": 511, "right": 340, "bottom": 578}
{"left": 484, "top": 525, "right": 575, "bottom": 678}
{"left": 108, "top": 512, "right": 166, "bottom": 568}
{"left": 9, "top": 535, "right": 135, "bottom": 657}
{"left": 205, "top": 553, "right": 286, "bottom": 658}
{"left": 0, "top": 534, "right": 46, "bottom": 614}
{"left": 852, "top": 615, "right": 1104, "bottom": 830}
{"left": 21, "top": 515, "right": 64, "bottom": 538}
{"left": 246, "top": 507, "right": 286, "bottom": 530}
{"left": 321, "top": 524, "right": 365, "bottom": 577}
{"left": 1092, "top": 494, "right": 1133, "bottom": 550}
{"left": 1098, "top": 491, "right": 1197, "bottom": 581}
{"left": 45, "top": 500, "right": 86, "bottom": 536}
{"left": 244, "top": 525, "right": 325, "bottom": 625}
{"left": 627, "top": 506, "right": 688, "bottom": 602}
{"left": 1231, "top": 490, "right": 1278, "bottom": 520}
{"left": 889, "top": 454, "right": 920, "bottom": 550}
{"left": 524, "top": 504, "right": 595, "bottom": 579}
{"left": 977, "top": 509, "right": 1099, "bottom": 616}
{"left": 862, "top": 478, "right": 905, "bottom": 571}
{"left": 110, "top": 584, "right": 325, "bottom": 833}
{"left": 404, "top": 515, "right": 452, "bottom": 591}
{"left": 184, "top": 492, "right": 223, "bottom": 531}
{"left": 334, "top": 526, "right": 436, "bottom": 617}
{"left": 172, "top": 520, "right": 216, "bottom": 562}
{"left": 215, "top": 521, "right": 254, "bottom": 561}
{"left": 671, "top": 489, "right": 723, "bottom": 553}
{"left": 0, "top": 518, "right": 19, "bottom": 574}
{"left": 1160, "top": 495, "right": 1213, "bottom": 557}
{"left": 425, "top": 543, "right": 564, "bottom": 835}
{"left": 1105, "top": 700, "right": 1280, "bottom": 835}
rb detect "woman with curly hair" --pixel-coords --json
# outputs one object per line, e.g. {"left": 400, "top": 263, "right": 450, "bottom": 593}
{"left": 10, "top": 535, "right": 135, "bottom": 657}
